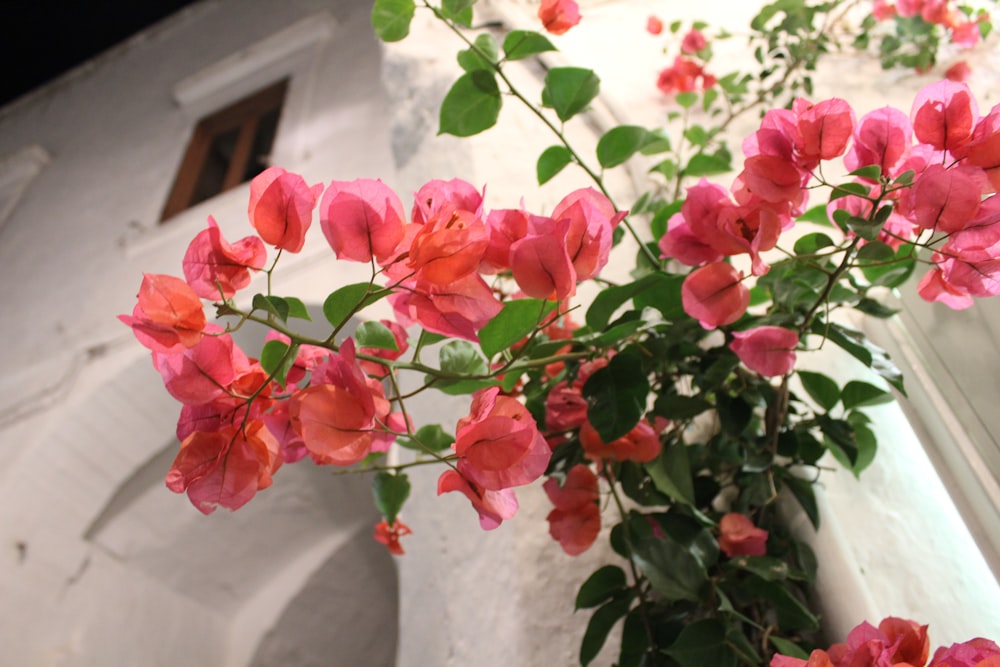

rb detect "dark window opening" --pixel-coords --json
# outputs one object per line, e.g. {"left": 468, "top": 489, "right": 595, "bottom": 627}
{"left": 161, "top": 79, "right": 287, "bottom": 221}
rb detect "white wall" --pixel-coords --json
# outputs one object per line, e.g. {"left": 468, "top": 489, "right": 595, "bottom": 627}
{"left": 1, "top": 0, "right": 998, "bottom": 665}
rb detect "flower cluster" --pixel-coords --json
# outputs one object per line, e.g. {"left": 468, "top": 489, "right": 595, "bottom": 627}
{"left": 772, "top": 616, "right": 1000, "bottom": 667}
{"left": 120, "top": 165, "right": 626, "bottom": 544}
{"left": 647, "top": 16, "right": 716, "bottom": 95}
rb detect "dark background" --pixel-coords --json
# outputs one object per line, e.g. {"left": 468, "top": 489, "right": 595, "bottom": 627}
{"left": 2, "top": 1, "right": 202, "bottom": 108}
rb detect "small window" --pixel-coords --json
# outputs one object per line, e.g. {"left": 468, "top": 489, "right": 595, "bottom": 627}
{"left": 161, "top": 79, "right": 287, "bottom": 221}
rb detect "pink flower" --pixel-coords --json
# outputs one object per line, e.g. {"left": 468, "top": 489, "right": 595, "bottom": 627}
{"left": 730, "top": 326, "right": 799, "bottom": 377}
{"left": 929, "top": 637, "right": 1000, "bottom": 666}
{"left": 681, "top": 262, "right": 750, "bottom": 329}
{"left": 182, "top": 216, "right": 266, "bottom": 299}
{"left": 437, "top": 469, "right": 519, "bottom": 530}
{"left": 389, "top": 273, "right": 502, "bottom": 342}
{"left": 453, "top": 387, "right": 550, "bottom": 491}
{"left": 288, "top": 339, "right": 395, "bottom": 466}
{"left": 510, "top": 223, "right": 577, "bottom": 301}
{"left": 538, "top": 0, "right": 580, "bottom": 35}
{"left": 320, "top": 178, "right": 406, "bottom": 264}
{"left": 646, "top": 15, "right": 663, "bottom": 35}
{"left": 119, "top": 273, "right": 206, "bottom": 354}
{"left": 844, "top": 106, "right": 914, "bottom": 177}
{"left": 911, "top": 80, "right": 978, "bottom": 153}
{"left": 681, "top": 29, "right": 707, "bottom": 54}
{"left": 248, "top": 166, "right": 323, "bottom": 253}
{"left": 951, "top": 20, "right": 981, "bottom": 48}
{"left": 718, "top": 512, "right": 768, "bottom": 557}
{"left": 793, "top": 97, "right": 856, "bottom": 163}
{"left": 770, "top": 650, "right": 835, "bottom": 667}
{"left": 544, "top": 464, "right": 601, "bottom": 556}
{"left": 166, "top": 420, "right": 282, "bottom": 514}
{"left": 827, "top": 617, "right": 930, "bottom": 667}
{"left": 917, "top": 267, "right": 975, "bottom": 310}
{"left": 908, "top": 164, "right": 983, "bottom": 233}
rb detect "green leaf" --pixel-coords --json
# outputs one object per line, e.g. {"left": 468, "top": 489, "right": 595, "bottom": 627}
{"left": 457, "top": 33, "right": 499, "bottom": 72}
{"left": 537, "top": 145, "right": 574, "bottom": 184}
{"left": 580, "top": 595, "right": 633, "bottom": 667}
{"left": 575, "top": 565, "right": 627, "bottom": 609}
{"left": 664, "top": 619, "right": 737, "bottom": 667}
{"left": 675, "top": 91, "right": 698, "bottom": 108}
{"left": 502, "top": 29, "right": 556, "bottom": 60}
{"left": 849, "top": 414, "right": 877, "bottom": 476}
{"left": 645, "top": 443, "right": 695, "bottom": 505}
{"left": 796, "top": 204, "right": 832, "bottom": 225}
{"left": 323, "top": 282, "right": 381, "bottom": 329}
{"left": 683, "top": 152, "right": 731, "bottom": 177}
{"left": 797, "top": 370, "right": 840, "bottom": 411}
{"left": 632, "top": 533, "right": 707, "bottom": 601}
{"left": 542, "top": 67, "right": 601, "bottom": 122}
{"left": 793, "top": 232, "right": 834, "bottom": 255}
{"left": 829, "top": 181, "right": 872, "bottom": 203}
{"left": 596, "top": 125, "right": 649, "bottom": 168}
{"left": 582, "top": 352, "right": 649, "bottom": 442}
{"left": 371, "top": 0, "right": 416, "bottom": 42}
{"left": 820, "top": 322, "right": 905, "bottom": 394}
{"left": 848, "top": 165, "right": 883, "bottom": 181}
{"left": 441, "top": 0, "right": 476, "bottom": 25}
{"left": 260, "top": 339, "right": 296, "bottom": 388}
{"left": 770, "top": 636, "right": 810, "bottom": 660}
{"left": 841, "top": 380, "right": 893, "bottom": 409}
{"left": 439, "top": 340, "right": 489, "bottom": 376}
{"left": 640, "top": 128, "right": 671, "bottom": 154}
{"left": 372, "top": 471, "right": 410, "bottom": 525}
{"left": 356, "top": 320, "right": 400, "bottom": 351}
{"left": 782, "top": 473, "right": 819, "bottom": 529}
{"left": 253, "top": 294, "right": 290, "bottom": 322}
{"left": 856, "top": 240, "right": 894, "bottom": 264}
{"left": 398, "top": 423, "right": 455, "bottom": 452}
{"left": 656, "top": 394, "right": 712, "bottom": 420}
{"left": 284, "top": 296, "right": 311, "bottom": 321}
{"left": 855, "top": 297, "right": 899, "bottom": 319}
{"left": 479, "top": 299, "right": 556, "bottom": 358}
{"left": 439, "top": 70, "right": 501, "bottom": 137}
{"left": 726, "top": 555, "right": 792, "bottom": 581}
{"left": 586, "top": 273, "right": 669, "bottom": 331}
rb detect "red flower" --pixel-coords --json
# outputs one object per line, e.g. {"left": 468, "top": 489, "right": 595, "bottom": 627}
{"left": 544, "top": 464, "right": 601, "bottom": 555}
{"left": 646, "top": 15, "right": 663, "bottom": 35}
{"left": 580, "top": 419, "right": 662, "bottom": 463}
{"left": 657, "top": 56, "right": 716, "bottom": 95}
{"left": 718, "top": 512, "right": 768, "bottom": 557}
{"left": 538, "top": 0, "right": 580, "bottom": 35}
{"left": 374, "top": 520, "right": 412, "bottom": 555}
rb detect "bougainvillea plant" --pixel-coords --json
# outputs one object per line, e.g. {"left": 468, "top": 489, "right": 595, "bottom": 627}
{"left": 120, "top": 0, "right": 1000, "bottom": 665}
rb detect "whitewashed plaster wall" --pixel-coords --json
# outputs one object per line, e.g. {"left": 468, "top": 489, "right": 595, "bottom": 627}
{"left": 1, "top": 0, "right": 999, "bottom": 665}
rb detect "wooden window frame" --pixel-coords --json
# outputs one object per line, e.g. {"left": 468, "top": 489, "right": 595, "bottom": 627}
{"left": 160, "top": 79, "right": 287, "bottom": 221}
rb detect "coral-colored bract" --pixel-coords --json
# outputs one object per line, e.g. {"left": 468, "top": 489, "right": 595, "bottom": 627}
{"left": 718, "top": 512, "right": 768, "bottom": 557}
{"left": 538, "top": 0, "right": 580, "bottom": 35}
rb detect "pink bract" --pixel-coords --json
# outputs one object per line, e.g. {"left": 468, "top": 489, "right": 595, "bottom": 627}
{"left": 538, "top": 0, "right": 580, "bottom": 35}
{"left": 437, "top": 469, "right": 519, "bottom": 530}
{"left": 730, "top": 326, "right": 799, "bottom": 377}
{"left": 320, "top": 178, "right": 406, "bottom": 264}
{"left": 681, "top": 262, "right": 750, "bottom": 329}
{"left": 248, "top": 166, "right": 322, "bottom": 253}
{"left": 183, "top": 216, "right": 266, "bottom": 300}
{"left": 119, "top": 273, "right": 206, "bottom": 354}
